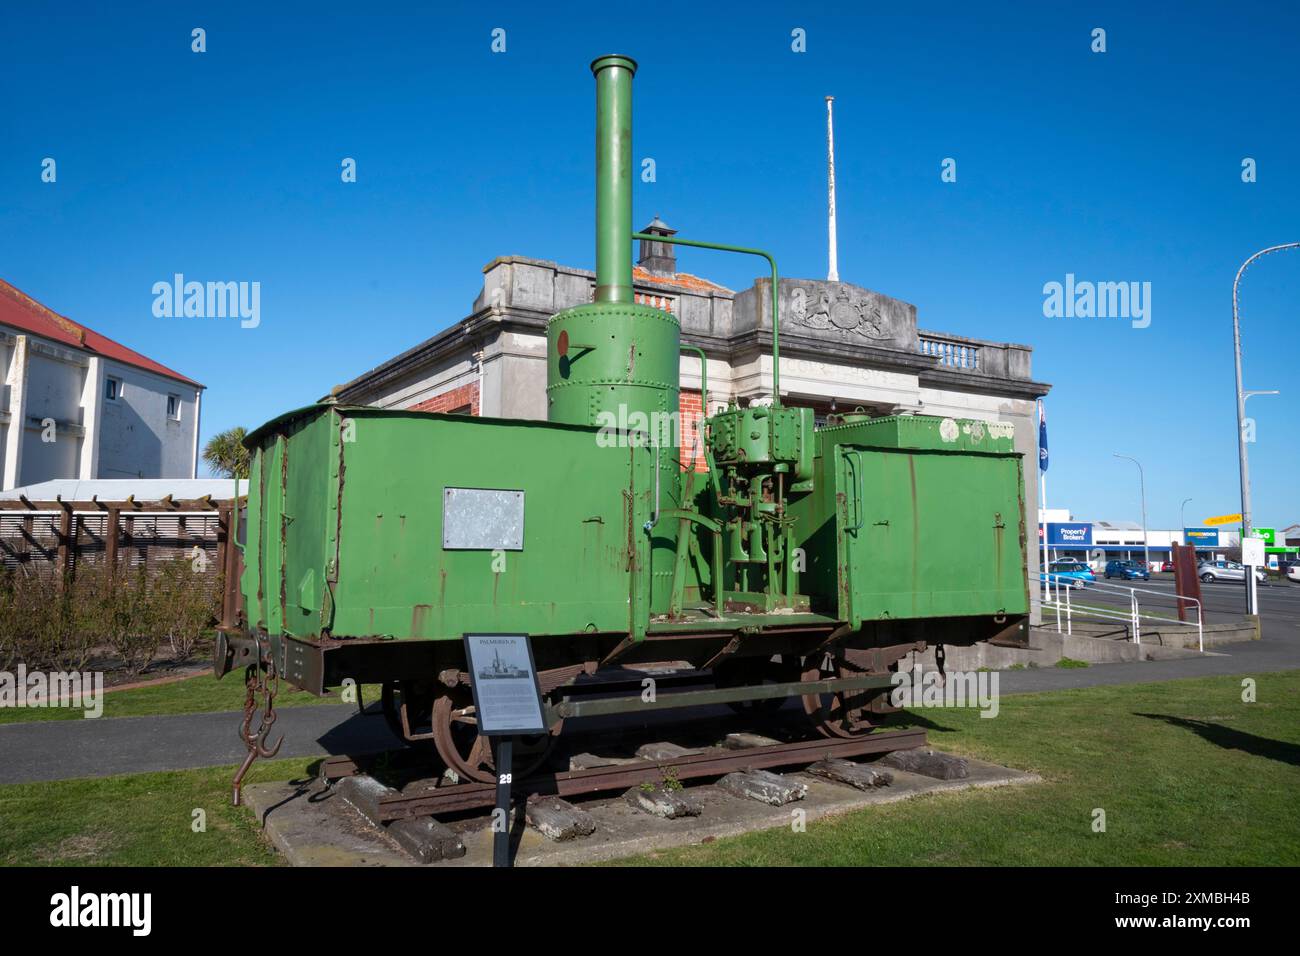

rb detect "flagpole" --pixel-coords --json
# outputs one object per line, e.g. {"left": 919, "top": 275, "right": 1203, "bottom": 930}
{"left": 1039, "top": 400, "right": 1050, "bottom": 601}
{"left": 826, "top": 95, "right": 839, "bottom": 283}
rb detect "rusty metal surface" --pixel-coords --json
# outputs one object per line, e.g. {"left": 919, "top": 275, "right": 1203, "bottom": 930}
{"left": 366, "top": 727, "right": 926, "bottom": 820}
{"left": 1172, "top": 543, "right": 1204, "bottom": 622}
{"left": 231, "top": 656, "right": 284, "bottom": 805}
{"left": 551, "top": 671, "right": 896, "bottom": 720}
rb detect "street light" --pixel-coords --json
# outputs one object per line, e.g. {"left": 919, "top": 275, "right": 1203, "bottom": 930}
{"left": 1114, "top": 454, "right": 1150, "bottom": 572}
{"left": 1232, "top": 241, "right": 1298, "bottom": 614}
{"left": 1180, "top": 497, "right": 1192, "bottom": 533}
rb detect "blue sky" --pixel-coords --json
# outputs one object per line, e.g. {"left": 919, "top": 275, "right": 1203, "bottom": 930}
{"left": 1, "top": 1, "right": 1295, "bottom": 532}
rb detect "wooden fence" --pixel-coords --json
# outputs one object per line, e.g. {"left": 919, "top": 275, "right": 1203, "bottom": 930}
{"left": 0, "top": 495, "right": 241, "bottom": 599}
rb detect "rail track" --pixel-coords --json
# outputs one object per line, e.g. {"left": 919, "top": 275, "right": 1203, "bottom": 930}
{"left": 320, "top": 726, "right": 927, "bottom": 820}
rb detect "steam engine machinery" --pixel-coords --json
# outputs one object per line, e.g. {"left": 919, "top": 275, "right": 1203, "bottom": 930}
{"left": 216, "top": 55, "right": 1029, "bottom": 794}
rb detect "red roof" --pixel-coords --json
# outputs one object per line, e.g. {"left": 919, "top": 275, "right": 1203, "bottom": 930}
{"left": 633, "top": 266, "right": 732, "bottom": 294}
{"left": 0, "top": 279, "right": 202, "bottom": 388}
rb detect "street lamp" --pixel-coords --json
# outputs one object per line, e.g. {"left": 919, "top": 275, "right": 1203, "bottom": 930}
{"left": 1114, "top": 454, "right": 1150, "bottom": 572}
{"left": 1180, "top": 497, "right": 1192, "bottom": 534}
{"left": 1232, "top": 241, "right": 1298, "bottom": 614}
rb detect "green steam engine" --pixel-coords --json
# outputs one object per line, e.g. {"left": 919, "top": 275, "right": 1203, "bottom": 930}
{"left": 216, "top": 55, "right": 1029, "bottom": 791}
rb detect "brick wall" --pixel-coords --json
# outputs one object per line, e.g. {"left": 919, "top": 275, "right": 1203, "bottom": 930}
{"left": 408, "top": 381, "right": 480, "bottom": 416}
{"left": 679, "top": 389, "right": 707, "bottom": 472}
{"left": 406, "top": 383, "right": 706, "bottom": 469}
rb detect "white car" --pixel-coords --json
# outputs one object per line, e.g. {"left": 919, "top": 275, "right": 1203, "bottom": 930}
{"left": 1198, "top": 560, "right": 1266, "bottom": 584}
{"left": 1287, "top": 564, "right": 1300, "bottom": 584}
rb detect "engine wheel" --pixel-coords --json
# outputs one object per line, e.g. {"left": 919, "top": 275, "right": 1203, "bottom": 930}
{"left": 800, "top": 651, "right": 889, "bottom": 739}
{"left": 430, "top": 686, "right": 560, "bottom": 784}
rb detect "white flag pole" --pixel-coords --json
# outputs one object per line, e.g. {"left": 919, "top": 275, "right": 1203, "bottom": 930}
{"left": 1040, "top": 400, "right": 1050, "bottom": 599}
{"left": 826, "top": 95, "right": 839, "bottom": 283}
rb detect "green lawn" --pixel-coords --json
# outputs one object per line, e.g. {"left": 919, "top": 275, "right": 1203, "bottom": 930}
{"left": 619, "top": 670, "right": 1300, "bottom": 866}
{"left": 3, "top": 671, "right": 1297, "bottom": 866}
{"left": 0, "top": 758, "right": 316, "bottom": 866}
{"left": 0, "top": 671, "right": 380, "bottom": 723}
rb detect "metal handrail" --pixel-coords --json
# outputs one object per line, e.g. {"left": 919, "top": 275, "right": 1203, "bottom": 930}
{"left": 1039, "top": 574, "right": 1204, "bottom": 652}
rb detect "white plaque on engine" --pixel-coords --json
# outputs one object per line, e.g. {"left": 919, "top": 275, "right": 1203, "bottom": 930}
{"left": 442, "top": 487, "right": 525, "bottom": 550}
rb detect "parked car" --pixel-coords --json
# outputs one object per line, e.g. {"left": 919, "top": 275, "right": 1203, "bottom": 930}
{"left": 1198, "top": 560, "right": 1266, "bottom": 584}
{"left": 1040, "top": 560, "right": 1096, "bottom": 589}
{"left": 1287, "top": 563, "right": 1300, "bottom": 584}
{"left": 1105, "top": 559, "right": 1150, "bottom": 581}
{"left": 1159, "top": 561, "right": 1175, "bottom": 573}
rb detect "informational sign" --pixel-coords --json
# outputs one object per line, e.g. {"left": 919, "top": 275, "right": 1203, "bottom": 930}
{"left": 462, "top": 633, "right": 547, "bottom": 735}
{"left": 1204, "top": 513, "right": 1242, "bottom": 527}
{"left": 1184, "top": 527, "right": 1219, "bottom": 547}
{"left": 1242, "top": 537, "right": 1266, "bottom": 568}
{"left": 1242, "top": 526, "right": 1276, "bottom": 545}
{"left": 1047, "top": 522, "right": 1092, "bottom": 547}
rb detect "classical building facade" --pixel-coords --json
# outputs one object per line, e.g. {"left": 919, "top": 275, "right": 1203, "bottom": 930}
{"left": 333, "top": 220, "right": 1052, "bottom": 616}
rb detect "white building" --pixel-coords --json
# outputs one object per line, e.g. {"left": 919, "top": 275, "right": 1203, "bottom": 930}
{"left": 0, "top": 279, "right": 204, "bottom": 490}
{"left": 1038, "top": 508, "right": 1243, "bottom": 568}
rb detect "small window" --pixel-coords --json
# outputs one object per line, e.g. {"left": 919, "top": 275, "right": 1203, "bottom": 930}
{"left": 105, "top": 377, "right": 121, "bottom": 401}
{"left": 167, "top": 394, "right": 180, "bottom": 420}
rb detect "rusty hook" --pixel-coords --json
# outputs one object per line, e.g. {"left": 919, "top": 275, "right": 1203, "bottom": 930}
{"left": 231, "top": 656, "right": 285, "bottom": 805}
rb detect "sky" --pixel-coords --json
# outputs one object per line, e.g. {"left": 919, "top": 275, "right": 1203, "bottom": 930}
{"left": 1, "top": 1, "right": 1296, "bottom": 532}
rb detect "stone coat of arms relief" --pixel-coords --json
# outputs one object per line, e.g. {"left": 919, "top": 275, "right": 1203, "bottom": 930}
{"left": 789, "top": 285, "right": 891, "bottom": 340}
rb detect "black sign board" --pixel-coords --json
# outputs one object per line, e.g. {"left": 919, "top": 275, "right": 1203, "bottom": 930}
{"left": 461, "top": 633, "right": 547, "bottom": 736}
{"left": 462, "top": 633, "right": 547, "bottom": 867}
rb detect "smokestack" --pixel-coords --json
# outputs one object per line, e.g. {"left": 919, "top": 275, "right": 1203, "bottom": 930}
{"left": 826, "top": 95, "right": 839, "bottom": 283}
{"left": 547, "top": 55, "right": 679, "bottom": 435}
{"left": 592, "top": 55, "right": 638, "bottom": 305}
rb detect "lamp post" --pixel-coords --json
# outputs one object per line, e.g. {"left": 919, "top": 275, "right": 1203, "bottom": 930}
{"left": 1180, "top": 498, "right": 1192, "bottom": 535}
{"left": 1232, "top": 242, "right": 1298, "bottom": 614}
{"left": 1114, "top": 454, "right": 1150, "bottom": 572}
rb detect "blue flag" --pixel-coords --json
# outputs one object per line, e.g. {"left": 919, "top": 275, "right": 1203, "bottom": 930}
{"left": 1038, "top": 403, "right": 1049, "bottom": 473}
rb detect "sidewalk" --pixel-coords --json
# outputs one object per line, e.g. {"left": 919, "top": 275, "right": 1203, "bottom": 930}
{"left": 3, "top": 627, "right": 1297, "bottom": 786}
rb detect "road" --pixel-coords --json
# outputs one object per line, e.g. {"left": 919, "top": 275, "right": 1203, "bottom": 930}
{"left": 1047, "top": 574, "right": 1300, "bottom": 629}
{"left": 1, "top": 586, "right": 1297, "bottom": 786}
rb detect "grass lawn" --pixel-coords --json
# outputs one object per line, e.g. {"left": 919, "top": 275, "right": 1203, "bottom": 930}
{"left": 0, "top": 672, "right": 381, "bottom": 724}
{"left": 0, "top": 757, "right": 316, "bottom": 866}
{"left": 619, "top": 670, "right": 1300, "bottom": 866}
{"left": 2, "top": 671, "right": 1297, "bottom": 866}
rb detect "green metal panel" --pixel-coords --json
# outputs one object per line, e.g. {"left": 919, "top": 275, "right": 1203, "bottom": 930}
{"left": 546, "top": 301, "right": 680, "bottom": 430}
{"left": 819, "top": 414, "right": 1018, "bottom": 455}
{"left": 280, "top": 411, "right": 331, "bottom": 636}
{"left": 242, "top": 446, "right": 265, "bottom": 630}
{"left": 834, "top": 442, "right": 1028, "bottom": 625}
{"left": 241, "top": 405, "right": 654, "bottom": 641}
{"left": 546, "top": 302, "right": 680, "bottom": 614}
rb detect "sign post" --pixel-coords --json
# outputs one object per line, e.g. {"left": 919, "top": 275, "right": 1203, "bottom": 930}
{"left": 1242, "top": 536, "right": 1266, "bottom": 618}
{"left": 461, "top": 633, "right": 548, "bottom": 868}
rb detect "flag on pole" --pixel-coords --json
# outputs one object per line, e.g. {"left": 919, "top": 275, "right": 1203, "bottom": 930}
{"left": 1038, "top": 401, "right": 1049, "bottom": 473}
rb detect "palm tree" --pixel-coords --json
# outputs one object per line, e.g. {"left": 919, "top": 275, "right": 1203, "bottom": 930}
{"left": 202, "top": 427, "right": 250, "bottom": 479}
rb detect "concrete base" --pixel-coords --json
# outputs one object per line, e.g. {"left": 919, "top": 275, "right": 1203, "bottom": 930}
{"left": 899, "top": 623, "right": 1241, "bottom": 672}
{"left": 243, "top": 779, "right": 422, "bottom": 867}
{"left": 243, "top": 753, "right": 1040, "bottom": 867}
